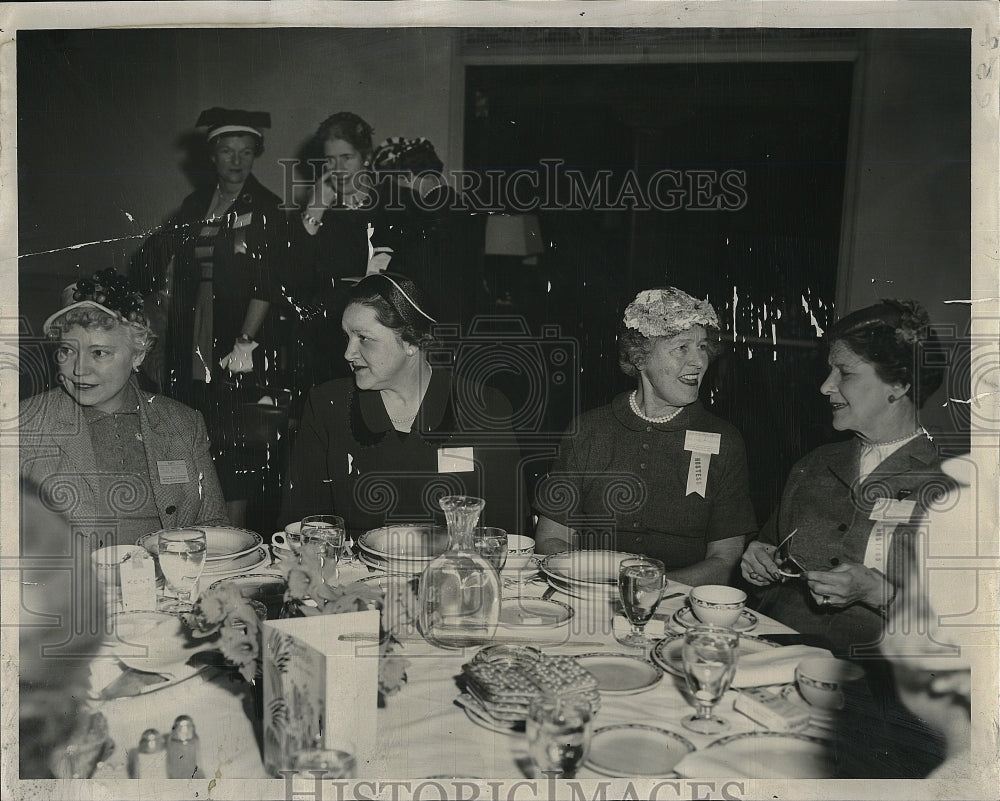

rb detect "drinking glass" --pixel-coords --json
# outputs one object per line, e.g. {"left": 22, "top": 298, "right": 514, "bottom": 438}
{"left": 526, "top": 694, "right": 594, "bottom": 779}
{"left": 300, "top": 515, "right": 346, "bottom": 582}
{"left": 680, "top": 625, "right": 740, "bottom": 735}
{"left": 286, "top": 739, "right": 357, "bottom": 779}
{"left": 473, "top": 527, "right": 508, "bottom": 572}
{"left": 157, "top": 528, "right": 207, "bottom": 612}
{"left": 616, "top": 556, "right": 667, "bottom": 648}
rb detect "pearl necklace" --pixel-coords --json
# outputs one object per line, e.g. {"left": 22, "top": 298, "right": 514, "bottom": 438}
{"left": 860, "top": 427, "right": 925, "bottom": 448}
{"left": 388, "top": 411, "right": 417, "bottom": 425}
{"left": 629, "top": 391, "right": 683, "bottom": 424}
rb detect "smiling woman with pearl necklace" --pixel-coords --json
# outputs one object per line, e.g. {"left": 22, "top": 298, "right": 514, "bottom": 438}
{"left": 533, "top": 287, "right": 756, "bottom": 587}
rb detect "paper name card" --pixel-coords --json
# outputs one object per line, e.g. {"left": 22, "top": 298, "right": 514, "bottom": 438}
{"left": 262, "top": 610, "right": 379, "bottom": 777}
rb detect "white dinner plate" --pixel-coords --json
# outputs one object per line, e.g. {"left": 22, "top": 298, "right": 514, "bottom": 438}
{"left": 574, "top": 653, "right": 663, "bottom": 694}
{"left": 694, "top": 731, "right": 838, "bottom": 778}
{"left": 585, "top": 725, "right": 695, "bottom": 777}
{"left": 497, "top": 598, "right": 574, "bottom": 629}
{"left": 539, "top": 550, "right": 639, "bottom": 588}
{"left": 202, "top": 548, "right": 269, "bottom": 576}
{"left": 357, "top": 524, "right": 449, "bottom": 562}
{"left": 138, "top": 526, "right": 262, "bottom": 563}
{"left": 672, "top": 605, "right": 759, "bottom": 633}
{"left": 650, "top": 632, "right": 779, "bottom": 678}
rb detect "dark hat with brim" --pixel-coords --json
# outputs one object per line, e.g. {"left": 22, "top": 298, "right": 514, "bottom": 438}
{"left": 197, "top": 107, "right": 271, "bottom": 140}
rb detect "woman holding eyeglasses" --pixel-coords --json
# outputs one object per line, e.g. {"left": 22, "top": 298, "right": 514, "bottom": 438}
{"left": 740, "top": 299, "right": 951, "bottom": 656}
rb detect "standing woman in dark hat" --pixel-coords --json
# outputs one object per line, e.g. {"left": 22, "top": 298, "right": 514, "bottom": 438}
{"left": 284, "top": 112, "right": 419, "bottom": 386}
{"left": 372, "top": 136, "right": 480, "bottom": 331}
{"left": 131, "top": 107, "right": 287, "bottom": 524}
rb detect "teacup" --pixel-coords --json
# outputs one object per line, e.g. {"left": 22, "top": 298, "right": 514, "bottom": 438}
{"left": 504, "top": 534, "right": 536, "bottom": 572}
{"left": 688, "top": 584, "right": 747, "bottom": 627}
{"left": 796, "top": 656, "right": 865, "bottom": 710}
{"left": 272, "top": 521, "right": 303, "bottom": 553}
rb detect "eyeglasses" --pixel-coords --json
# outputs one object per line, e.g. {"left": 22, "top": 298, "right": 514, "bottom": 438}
{"left": 774, "top": 528, "right": 807, "bottom": 578}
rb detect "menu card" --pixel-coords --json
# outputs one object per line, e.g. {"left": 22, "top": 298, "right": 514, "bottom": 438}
{"left": 262, "top": 611, "right": 379, "bottom": 776}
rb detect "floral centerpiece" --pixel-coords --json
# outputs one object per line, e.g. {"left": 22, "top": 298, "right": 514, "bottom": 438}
{"left": 184, "top": 556, "right": 414, "bottom": 700}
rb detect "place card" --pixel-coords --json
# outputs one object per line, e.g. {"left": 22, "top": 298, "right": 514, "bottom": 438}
{"left": 262, "top": 611, "right": 379, "bottom": 777}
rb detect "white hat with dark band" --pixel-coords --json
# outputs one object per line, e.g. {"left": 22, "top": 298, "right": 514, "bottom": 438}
{"left": 196, "top": 107, "right": 271, "bottom": 141}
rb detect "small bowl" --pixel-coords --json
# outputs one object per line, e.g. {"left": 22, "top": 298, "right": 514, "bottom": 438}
{"left": 796, "top": 657, "right": 866, "bottom": 710}
{"left": 689, "top": 584, "right": 747, "bottom": 627}
{"left": 471, "top": 644, "right": 543, "bottom": 667}
{"left": 109, "top": 610, "right": 201, "bottom": 675}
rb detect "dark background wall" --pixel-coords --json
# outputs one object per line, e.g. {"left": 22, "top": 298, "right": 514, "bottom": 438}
{"left": 15, "top": 27, "right": 972, "bottom": 533}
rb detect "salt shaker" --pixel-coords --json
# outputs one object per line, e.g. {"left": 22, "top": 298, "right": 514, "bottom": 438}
{"left": 130, "top": 729, "right": 167, "bottom": 779}
{"left": 166, "top": 715, "right": 202, "bottom": 779}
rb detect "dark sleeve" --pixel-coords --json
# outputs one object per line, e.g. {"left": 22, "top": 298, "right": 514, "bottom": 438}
{"left": 758, "top": 454, "right": 811, "bottom": 547}
{"left": 128, "top": 208, "right": 189, "bottom": 295}
{"left": 532, "top": 422, "right": 586, "bottom": 526}
{"left": 283, "top": 213, "right": 325, "bottom": 297}
{"left": 477, "top": 388, "right": 530, "bottom": 536}
{"left": 279, "top": 388, "right": 333, "bottom": 527}
{"left": 252, "top": 202, "right": 288, "bottom": 302}
{"left": 704, "top": 430, "right": 757, "bottom": 543}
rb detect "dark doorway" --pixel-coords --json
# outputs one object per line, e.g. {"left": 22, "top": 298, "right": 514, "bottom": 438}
{"left": 464, "top": 60, "right": 854, "bottom": 522}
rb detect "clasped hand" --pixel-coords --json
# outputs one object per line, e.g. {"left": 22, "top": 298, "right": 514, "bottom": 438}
{"left": 741, "top": 541, "right": 886, "bottom": 608}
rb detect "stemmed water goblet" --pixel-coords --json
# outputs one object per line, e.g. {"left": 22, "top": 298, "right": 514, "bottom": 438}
{"left": 680, "top": 625, "right": 740, "bottom": 735}
{"left": 616, "top": 556, "right": 667, "bottom": 648}
{"left": 300, "top": 515, "right": 346, "bottom": 582}
{"left": 157, "top": 528, "right": 207, "bottom": 612}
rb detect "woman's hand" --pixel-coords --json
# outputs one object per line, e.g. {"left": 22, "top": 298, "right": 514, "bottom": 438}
{"left": 741, "top": 540, "right": 781, "bottom": 586}
{"left": 805, "top": 562, "right": 888, "bottom": 609}
{"left": 307, "top": 167, "right": 339, "bottom": 213}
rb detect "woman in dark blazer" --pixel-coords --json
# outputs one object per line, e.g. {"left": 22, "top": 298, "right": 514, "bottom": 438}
{"left": 741, "top": 299, "right": 951, "bottom": 657}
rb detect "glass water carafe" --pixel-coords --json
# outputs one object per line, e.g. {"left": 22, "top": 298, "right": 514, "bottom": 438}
{"left": 418, "top": 495, "right": 502, "bottom": 649}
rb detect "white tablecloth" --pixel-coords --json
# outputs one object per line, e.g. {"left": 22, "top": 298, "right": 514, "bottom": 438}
{"left": 93, "top": 574, "right": 804, "bottom": 780}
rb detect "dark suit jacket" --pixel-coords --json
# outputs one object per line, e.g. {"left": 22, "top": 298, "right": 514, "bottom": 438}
{"left": 20, "top": 385, "right": 229, "bottom": 546}
{"left": 131, "top": 173, "right": 287, "bottom": 398}
{"left": 753, "top": 435, "right": 949, "bottom": 656}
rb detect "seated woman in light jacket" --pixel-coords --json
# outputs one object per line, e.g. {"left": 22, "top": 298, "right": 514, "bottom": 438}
{"left": 19, "top": 269, "right": 228, "bottom": 550}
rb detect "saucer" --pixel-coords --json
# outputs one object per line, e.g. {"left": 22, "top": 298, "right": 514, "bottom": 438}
{"left": 672, "top": 605, "right": 758, "bottom": 633}
{"left": 780, "top": 684, "right": 838, "bottom": 727}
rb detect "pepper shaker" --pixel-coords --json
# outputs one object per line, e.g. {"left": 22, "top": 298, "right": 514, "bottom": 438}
{"left": 166, "top": 715, "right": 202, "bottom": 779}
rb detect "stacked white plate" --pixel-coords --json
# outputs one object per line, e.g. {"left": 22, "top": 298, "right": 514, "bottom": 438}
{"left": 138, "top": 526, "right": 269, "bottom": 578}
{"left": 356, "top": 524, "right": 450, "bottom": 574}
{"left": 538, "top": 550, "right": 639, "bottom": 600}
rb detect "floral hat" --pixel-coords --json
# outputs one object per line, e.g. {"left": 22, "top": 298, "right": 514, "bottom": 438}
{"left": 623, "top": 287, "right": 719, "bottom": 339}
{"left": 43, "top": 268, "right": 146, "bottom": 335}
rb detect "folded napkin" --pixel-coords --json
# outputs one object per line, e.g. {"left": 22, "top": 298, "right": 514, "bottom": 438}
{"left": 732, "top": 644, "right": 832, "bottom": 688}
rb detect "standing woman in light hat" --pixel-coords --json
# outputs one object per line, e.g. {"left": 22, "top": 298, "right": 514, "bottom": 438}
{"left": 131, "top": 107, "right": 287, "bottom": 524}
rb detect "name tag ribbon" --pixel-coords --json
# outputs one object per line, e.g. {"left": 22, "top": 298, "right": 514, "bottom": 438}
{"left": 684, "top": 430, "right": 721, "bottom": 498}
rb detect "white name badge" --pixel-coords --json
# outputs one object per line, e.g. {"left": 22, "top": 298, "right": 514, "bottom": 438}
{"left": 438, "top": 447, "right": 475, "bottom": 473}
{"left": 684, "top": 430, "right": 722, "bottom": 455}
{"left": 869, "top": 497, "right": 917, "bottom": 522}
{"left": 233, "top": 212, "right": 253, "bottom": 229}
{"left": 157, "top": 460, "right": 190, "bottom": 485}
{"left": 863, "top": 521, "right": 901, "bottom": 572}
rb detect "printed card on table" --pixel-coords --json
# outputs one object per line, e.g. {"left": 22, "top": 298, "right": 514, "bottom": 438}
{"left": 262, "top": 610, "right": 379, "bottom": 776}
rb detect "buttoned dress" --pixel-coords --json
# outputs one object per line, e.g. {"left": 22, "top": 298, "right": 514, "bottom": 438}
{"left": 533, "top": 394, "right": 757, "bottom": 568}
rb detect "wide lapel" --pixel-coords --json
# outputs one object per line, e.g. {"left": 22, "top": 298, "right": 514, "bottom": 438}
{"left": 862, "top": 435, "right": 939, "bottom": 503}
{"left": 135, "top": 385, "right": 173, "bottom": 522}
{"left": 45, "top": 391, "right": 102, "bottom": 511}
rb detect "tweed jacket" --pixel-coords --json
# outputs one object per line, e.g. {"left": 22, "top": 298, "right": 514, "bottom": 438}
{"left": 753, "top": 434, "right": 948, "bottom": 656}
{"left": 19, "top": 384, "right": 228, "bottom": 547}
